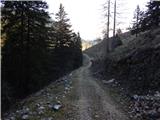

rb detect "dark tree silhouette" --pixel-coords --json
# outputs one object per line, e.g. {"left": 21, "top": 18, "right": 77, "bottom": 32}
{"left": 53, "top": 4, "right": 82, "bottom": 75}
{"left": 1, "top": 2, "right": 82, "bottom": 112}
{"left": 145, "top": 1, "right": 160, "bottom": 28}
{"left": 1, "top": 1, "right": 51, "bottom": 111}
{"left": 131, "top": 1, "right": 160, "bottom": 34}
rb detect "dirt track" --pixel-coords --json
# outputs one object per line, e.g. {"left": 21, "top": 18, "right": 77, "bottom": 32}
{"left": 69, "top": 54, "right": 129, "bottom": 120}
{"left": 3, "top": 54, "right": 129, "bottom": 120}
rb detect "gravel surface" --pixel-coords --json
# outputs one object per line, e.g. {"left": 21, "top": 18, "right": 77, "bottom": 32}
{"left": 69, "top": 54, "right": 129, "bottom": 120}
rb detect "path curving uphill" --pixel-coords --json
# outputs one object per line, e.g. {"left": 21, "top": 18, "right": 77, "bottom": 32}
{"left": 69, "top": 54, "right": 129, "bottom": 120}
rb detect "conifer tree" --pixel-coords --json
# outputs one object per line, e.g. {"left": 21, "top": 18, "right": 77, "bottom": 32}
{"left": 131, "top": 5, "right": 143, "bottom": 36}
{"left": 1, "top": 1, "right": 51, "bottom": 111}
{"left": 53, "top": 4, "right": 74, "bottom": 74}
{"left": 131, "top": 1, "right": 160, "bottom": 34}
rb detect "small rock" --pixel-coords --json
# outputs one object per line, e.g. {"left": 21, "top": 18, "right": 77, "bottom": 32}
{"left": 16, "top": 110, "right": 20, "bottom": 113}
{"left": 52, "top": 103, "right": 62, "bottom": 111}
{"left": 135, "top": 113, "right": 141, "bottom": 118}
{"left": 69, "top": 73, "right": 72, "bottom": 76}
{"left": 102, "top": 78, "right": 115, "bottom": 84}
{"left": 22, "top": 114, "right": 29, "bottom": 120}
{"left": 132, "top": 94, "right": 139, "bottom": 100}
{"left": 144, "top": 105, "right": 150, "bottom": 110}
{"left": 65, "top": 87, "right": 69, "bottom": 90}
{"left": 70, "top": 86, "right": 73, "bottom": 89}
{"left": 26, "top": 108, "right": 29, "bottom": 111}
{"left": 21, "top": 107, "right": 29, "bottom": 114}
{"left": 39, "top": 106, "right": 45, "bottom": 110}
{"left": 46, "top": 93, "right": 50, "bottom": 96}
{"left": 36, "top": 103, "right": 40, "bottom": 107}
{"left": 37, "top": 106, "right": 45, "bottom": 115}
{"left": 10, "top": 116, "right": 15, "bottom": 120}
{"left": 38, "top": 110, "right": 44, "bottom": 115}
{"left": 95, "top": 115, "right": 99, "bottom": 118}
{"left": 155, "top": 91, "right": 160, "bottom": 97}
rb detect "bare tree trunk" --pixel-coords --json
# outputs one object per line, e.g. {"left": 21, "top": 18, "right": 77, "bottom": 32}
{"left": 113, "top": 0, "right": 116, "bottom": 37}
{"left": 106, "top": 0, "right": 110, "bottom": 53}
{"left": 107, "top": 0, "right": 110, "bottom": 39}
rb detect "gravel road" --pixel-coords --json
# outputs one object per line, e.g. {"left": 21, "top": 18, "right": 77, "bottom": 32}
{"left": 69, "top": 54, "right": 129, "bottom": 120}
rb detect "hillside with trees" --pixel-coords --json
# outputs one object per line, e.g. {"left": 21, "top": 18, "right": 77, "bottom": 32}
{"left": 1, "top": 1, "right": 82, "bottom": 112}
{"left": 85, "top": 1, "right": 160, "bottom": 119}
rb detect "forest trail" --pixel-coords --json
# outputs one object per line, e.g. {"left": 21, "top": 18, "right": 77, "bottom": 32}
{"left": 68, "top": 54, "right": 129, "bottom": 120}
{"left": 3, "top": 54, "right": 129, "bottom": 120}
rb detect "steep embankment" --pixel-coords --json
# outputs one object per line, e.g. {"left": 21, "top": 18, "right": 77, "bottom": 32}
{"left": 86, "top": 28, "right": 160, "bottom": 93}
{"left": 85, "top": 28, "right": 160, "bottom": 120}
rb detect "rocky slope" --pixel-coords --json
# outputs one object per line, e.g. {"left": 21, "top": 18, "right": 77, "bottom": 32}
{"left": 2, "top": 75, "right": 74, "bottom": 120}
{"left": 85, "top": 28, "right": 160, "bottom": 120}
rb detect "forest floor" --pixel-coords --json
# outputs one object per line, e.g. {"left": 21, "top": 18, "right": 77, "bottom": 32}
{"left": 3, "top": 54, "right": 130, "bottom": 120}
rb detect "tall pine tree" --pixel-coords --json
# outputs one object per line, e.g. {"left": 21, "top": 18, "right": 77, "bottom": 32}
{"left": 53, "top": 4, "right": 74, "bottom": 75}
{"left": 1, "top": 1, "right": 51, "bottom": 111}
{"left": 131, "top": 5, "right": 143, "bottom": 36}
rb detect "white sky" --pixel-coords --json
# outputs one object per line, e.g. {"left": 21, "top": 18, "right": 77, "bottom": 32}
{"left": 45, "top": 0, "right": 149, "bottom": 40}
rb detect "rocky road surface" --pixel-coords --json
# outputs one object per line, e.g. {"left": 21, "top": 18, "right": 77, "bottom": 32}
{"left": 3, "top": 54, "right": 129, "bottom": 120}
{"left": 68, "top": 54, "right": 129, "bottom": 120}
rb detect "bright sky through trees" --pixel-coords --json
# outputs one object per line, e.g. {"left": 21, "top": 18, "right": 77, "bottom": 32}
{"left": 45, "top": 0, "right": 149, "bottom": 40}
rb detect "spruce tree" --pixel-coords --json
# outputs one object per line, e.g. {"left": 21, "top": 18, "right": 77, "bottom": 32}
{"left": 131, "top": 5, "right": 143, "bottom": 36}
{"left": 1, "top": 1, "right": 51, "bottom": 111}
{"left": 53, "top": 4, "right": 73, "bottom": 74}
